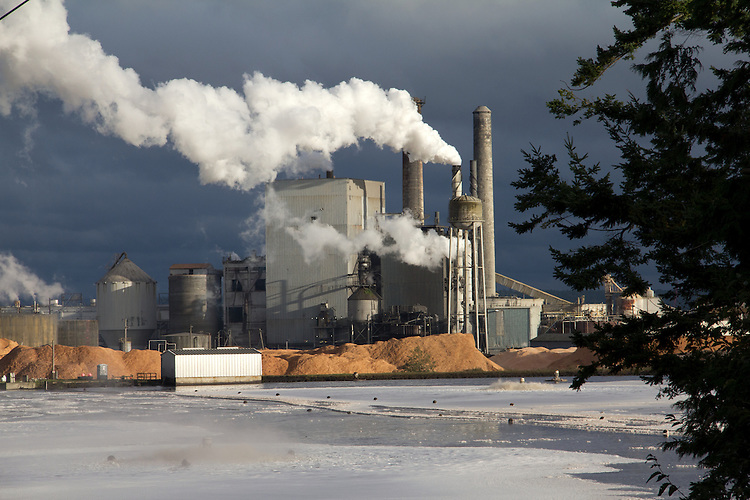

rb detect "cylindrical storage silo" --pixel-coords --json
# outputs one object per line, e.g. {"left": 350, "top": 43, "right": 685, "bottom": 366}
{"left": 168, "top": 264, "right": 222, "bottom": 336}
{"left": 164, "top": 332, "right": 211, "bottom": 350}
{"left": 448, "top": 195, "right": 483, "bottom": 229}
{"left": 96, "top": 253, "right": 157, "bottom": 350}
{"left": 348, "top": 287, "right": 381, "bottom": 322}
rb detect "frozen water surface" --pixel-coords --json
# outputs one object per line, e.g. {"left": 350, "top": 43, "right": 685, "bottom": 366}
{"left": 0, "top": 377, "right": 698, "bottom": 499}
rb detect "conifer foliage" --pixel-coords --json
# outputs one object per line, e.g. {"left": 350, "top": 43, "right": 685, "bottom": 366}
{"left": 512, "top": 2, "right": 750, "bottom": 497}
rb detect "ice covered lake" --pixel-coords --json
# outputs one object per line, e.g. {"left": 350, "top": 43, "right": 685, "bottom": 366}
{"left": 0, "top": 376, "right": 699, "bottom": 499}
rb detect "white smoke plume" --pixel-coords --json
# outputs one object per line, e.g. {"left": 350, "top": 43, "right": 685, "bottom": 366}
{"left": 0, "top": 0, "right": 461, "bottom": 191}
{"left": 264, "top": 190, "right": 450, "bottom": 269}
{"left": 0, "top": 252, "right": 64, "bottom": 304}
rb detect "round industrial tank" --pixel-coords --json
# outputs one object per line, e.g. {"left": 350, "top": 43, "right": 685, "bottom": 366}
{"left": 164, "top": 332, "right": 211, "bottom": 349}
{"left": 96, "top": 253, "right": 157, "bottom": 350}
{"left": 348, "top": 287, "right": 380, "bottom": 322}
{"left": 168, "top": 271, "right": 222, "bottom": 335}
{"left": 448, "top": 195, "right": 483, "bottom": 229}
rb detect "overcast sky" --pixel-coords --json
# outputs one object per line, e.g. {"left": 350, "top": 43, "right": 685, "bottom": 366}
{"left": 0, "top": 0, "right": 635, "bottom": 302}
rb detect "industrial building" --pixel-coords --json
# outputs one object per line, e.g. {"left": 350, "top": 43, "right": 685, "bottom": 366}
{"left": 0, "top": 105, "right": 662, "bottom": 356}
{"left": 161, "top": 347, "right": 262, "bottom": 385}
{"left": 265, "top": 177, "right": 386, "bottom": 348}
{"left": 222, "top": 253, "right": 266, "bottom": 348}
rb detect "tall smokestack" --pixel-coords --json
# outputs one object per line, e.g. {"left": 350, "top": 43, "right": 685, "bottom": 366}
{"left": 473, "top": 106, "right": 495, "bottom": 297}
{"left": 402, "top": 98, "right": 425, "bottom": 223}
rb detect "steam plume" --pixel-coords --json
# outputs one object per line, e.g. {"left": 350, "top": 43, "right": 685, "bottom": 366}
{"left": 264, "top": 191, "right": 450, "bottom": 269}
{"left": 0, "top": 0, "right": 461, "bottom": 190}
{"left": 0, "top": 252, "right": 64, "bottom": 304}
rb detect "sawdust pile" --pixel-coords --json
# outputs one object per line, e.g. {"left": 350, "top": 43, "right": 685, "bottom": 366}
{"left": 0, "top": 334, "right": 597, "bottom": 380}
{"left": 0, "top": 343, "right": 161, "bottom": 380}
{"left": 0, "top": 338, "right": 18, "bottom": 358}
{"left": 490, "top": 346, "right": 597, "bottom": 372}
{"left": 262, "top": 333, "right": 501, "bottom": 376}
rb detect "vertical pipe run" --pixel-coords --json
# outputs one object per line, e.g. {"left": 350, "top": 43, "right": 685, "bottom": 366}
{"left": 473, "top": 106, "right": 495, "bottom": 297}
{"left": 469, "top": 160, "right": 478, "bottom": 197}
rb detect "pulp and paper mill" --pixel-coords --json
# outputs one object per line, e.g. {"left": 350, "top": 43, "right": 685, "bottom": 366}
{"left": 0, "top": 106, "right": 661, "bottom": 355}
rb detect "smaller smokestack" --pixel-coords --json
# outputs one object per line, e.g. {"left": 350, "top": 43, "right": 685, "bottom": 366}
{"left": 451, "top": 165, "right": 462, "bottom": 199}
{"left": 402, "top": 97, "right": 426, "bottom": 223}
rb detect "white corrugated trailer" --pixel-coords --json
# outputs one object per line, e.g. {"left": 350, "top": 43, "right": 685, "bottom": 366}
{"left": 161, "top": 348, "right": 262, "bottom": 386}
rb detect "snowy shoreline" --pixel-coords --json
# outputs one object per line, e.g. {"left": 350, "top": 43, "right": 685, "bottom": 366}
{"left": 0, "top": 376, "right": 697, "bottom": 499}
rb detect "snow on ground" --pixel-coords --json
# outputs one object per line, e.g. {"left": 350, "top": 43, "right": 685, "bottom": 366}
{"left": 0, "top": 377, "right": 698, "bottom": 499}
{"left": 190, "top": 376, "right": 677, "bottom": 434}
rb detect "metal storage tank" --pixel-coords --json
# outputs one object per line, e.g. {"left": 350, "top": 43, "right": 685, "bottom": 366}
{"left": 164, "top": 332, "right": 211, "bottom": 349}
{"left": 96, "top": 252, "right": 157, "bottom": 350}
{"left": 448, "top": 195, "right": 483, "bottom": 229}
{"left": 347, "top": 287, "right": 380, "bottom": 322}
{"left": 161, "top": 347, "right": 262, "bottom": 386}
{"left": 168, "top": 264, "right": 222, "bottom": 336}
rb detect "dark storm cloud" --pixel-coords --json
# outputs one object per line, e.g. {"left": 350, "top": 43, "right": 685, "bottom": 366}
{"left": 0, "top": 0, "right": 631, "bottom": 301}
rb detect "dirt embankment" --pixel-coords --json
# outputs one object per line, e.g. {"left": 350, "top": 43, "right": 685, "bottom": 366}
{"left": 0, "top": 333, "right": 596, "bottom": 380}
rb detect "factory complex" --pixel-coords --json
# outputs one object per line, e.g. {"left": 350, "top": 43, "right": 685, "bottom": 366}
{"left": 0, "top": 106, "right": 661, "bottom": 358}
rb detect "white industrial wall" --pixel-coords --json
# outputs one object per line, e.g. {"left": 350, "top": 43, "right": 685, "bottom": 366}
{"left": 265, "top": 178, "right": 385, "bottom": 348}
{"left": 161, "top": 349, "right": 262, "bottom": 385}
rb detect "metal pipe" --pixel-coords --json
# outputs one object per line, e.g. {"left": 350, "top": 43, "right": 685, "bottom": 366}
{"left": 469, "top": 160, "right": 478, "bottom": 197}
{"left": 451, "top": 164, "right": 462, "bottom": 199}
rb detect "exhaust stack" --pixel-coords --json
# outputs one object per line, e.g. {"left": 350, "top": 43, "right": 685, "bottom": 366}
{"left": 402, "top": 98, "right": 425, "bottom": 223}
{"left": 473, "top": 106, "right": 495, "bottom": 297}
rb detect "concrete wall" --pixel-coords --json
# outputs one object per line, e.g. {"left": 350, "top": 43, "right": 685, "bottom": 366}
{"left": 57, "top": 319, "right": 99, "bottom": 347}
{"left": 0, "top": 314, "right": 57, "bottom": 347}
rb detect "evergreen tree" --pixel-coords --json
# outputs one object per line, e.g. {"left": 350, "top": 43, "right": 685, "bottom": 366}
{"left": 512, "top": 2, "right": 750, "bottom": 497}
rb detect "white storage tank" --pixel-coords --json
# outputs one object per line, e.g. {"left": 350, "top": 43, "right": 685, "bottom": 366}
{"left": 96, "top": 252, "right": 157, "bottom": 350}
{"left": 161, "top": 348, "right": 262, "bottom": 386}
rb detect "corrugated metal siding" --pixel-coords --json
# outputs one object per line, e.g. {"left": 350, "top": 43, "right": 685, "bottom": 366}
{"left": 487, "top": 308, "right": 531, "bottom": 351}
{"left": 163, "top": 351, "right": 262, "bottom": 379}
{"left": 381, "top": 257, "right": 446, "bottom": 317}
{"left": 96, "top": 280, "right": 157, "bottom": 332}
